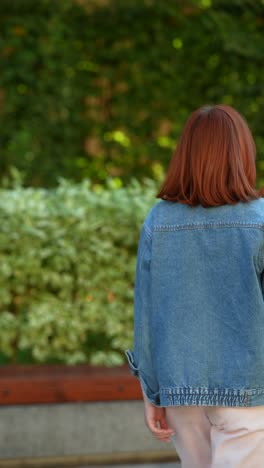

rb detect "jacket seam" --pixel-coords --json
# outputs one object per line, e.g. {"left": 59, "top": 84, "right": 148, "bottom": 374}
{"left": 144, "top": 222, "right": 153, "bottom": 239}
{"left": 138, "top": 224, "right": 152, "bottom": 272}
{"left": 159, "top": 386, "right": 264, "bottom": 395}
{"left": 154, "top": 222, "right": 264, "bottom": 232}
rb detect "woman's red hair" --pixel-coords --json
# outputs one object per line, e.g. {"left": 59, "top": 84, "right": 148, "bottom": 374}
{"left": 157, "top": 104, "right": 264, "bottom": 207}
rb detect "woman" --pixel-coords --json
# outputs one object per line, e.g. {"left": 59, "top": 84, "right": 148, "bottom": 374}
{"left": 125, "top": 104, "right": 264, "bottom": 467}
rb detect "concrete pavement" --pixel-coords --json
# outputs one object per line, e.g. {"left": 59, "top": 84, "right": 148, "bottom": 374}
{"left": 79, "top": 464, "right": 181, "bottom": 468}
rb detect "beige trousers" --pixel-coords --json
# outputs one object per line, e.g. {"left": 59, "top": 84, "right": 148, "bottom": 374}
{"left": 165, "top": 405, "right": 264, "bottom": 468}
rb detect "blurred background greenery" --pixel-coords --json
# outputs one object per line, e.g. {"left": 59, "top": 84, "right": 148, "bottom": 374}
{"left": 0, "top": 0, "right": 264, "bottom": 364}
{"left": 1, "top": 0, "right": 264, "bottom": 188}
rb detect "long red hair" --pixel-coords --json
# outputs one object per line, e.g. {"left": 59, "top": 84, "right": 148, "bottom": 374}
{"left": 157, "top": 104, "right": 264, "bottom": 207}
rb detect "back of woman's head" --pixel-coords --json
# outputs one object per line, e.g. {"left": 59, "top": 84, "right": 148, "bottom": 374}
{"left": 157, "top": 104, "right": 264, "bottom": 207}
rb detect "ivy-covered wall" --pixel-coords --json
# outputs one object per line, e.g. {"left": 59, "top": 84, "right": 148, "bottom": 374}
{"left": 1, "top": 0, "right": 264, "bottom": 187}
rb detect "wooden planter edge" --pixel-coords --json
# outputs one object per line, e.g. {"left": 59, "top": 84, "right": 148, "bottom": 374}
{"left": 0, "top": 364, "right": 142, "bottom": 405}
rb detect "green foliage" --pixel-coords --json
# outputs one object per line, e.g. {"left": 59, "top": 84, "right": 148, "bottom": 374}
{"left": 1, "top": 0, "right": 264, "bottom": 187}
{"left": 0, "top": 179, "right": 157, "bottom": 365}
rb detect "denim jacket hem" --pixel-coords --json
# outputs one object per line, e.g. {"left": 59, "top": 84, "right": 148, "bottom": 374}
{"left": 125, "top": 349, "right": 264, "bottom": 408}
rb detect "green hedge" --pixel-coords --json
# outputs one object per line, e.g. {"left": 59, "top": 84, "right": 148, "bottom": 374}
{"left": 1, "top": 0, "right": 264, "bottom": 187}
{"left": 0, "top": 179, "right": 157, "bottom": 365}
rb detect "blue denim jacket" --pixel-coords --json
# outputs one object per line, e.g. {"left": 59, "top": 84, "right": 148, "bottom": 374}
{"left": 125, "top": 198, "right": 264, "bottom": 407}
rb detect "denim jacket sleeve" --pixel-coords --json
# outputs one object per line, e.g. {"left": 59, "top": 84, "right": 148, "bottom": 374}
{"left": 125, "top": 218, "right": 160, "bottom": 406}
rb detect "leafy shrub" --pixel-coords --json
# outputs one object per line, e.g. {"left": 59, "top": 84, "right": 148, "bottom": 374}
{"left": 0, "top": 179, "right": 158, "bottom": 365}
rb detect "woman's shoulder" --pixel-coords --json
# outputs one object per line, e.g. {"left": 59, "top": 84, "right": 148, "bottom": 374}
{"left": 242, "top": 197, "right": 264, "bottom": 225}
{"left": 144, "top": 199, "right": 181, "bottom": 230}
{"left": 144, "top": 197, "right": 264, "bottom": 230}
